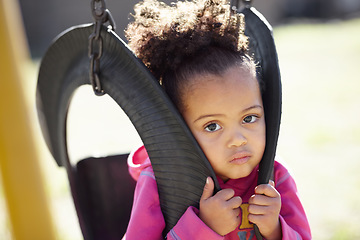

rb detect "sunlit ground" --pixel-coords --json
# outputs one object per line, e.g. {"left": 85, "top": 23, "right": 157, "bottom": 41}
{"left": 1, "top": 17, "right": 360, "bottom": 239}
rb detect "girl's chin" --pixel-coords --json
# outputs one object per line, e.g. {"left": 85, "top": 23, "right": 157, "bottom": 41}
{"left": 223, "top": 168, "right": 256, "bottom": 181}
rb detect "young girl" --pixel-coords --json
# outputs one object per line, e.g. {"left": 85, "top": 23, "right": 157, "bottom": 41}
{"left": 124, "top": 0, "right": 311, "bottom": 239}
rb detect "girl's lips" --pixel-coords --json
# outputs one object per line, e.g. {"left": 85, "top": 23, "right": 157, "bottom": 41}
{"left": 229, "top": 152, "right": 251, "bottom": 165}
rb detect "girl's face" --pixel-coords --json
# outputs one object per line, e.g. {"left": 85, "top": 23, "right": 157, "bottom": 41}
{"left": 181, "top": 65, "right": 266, "bottom": 182}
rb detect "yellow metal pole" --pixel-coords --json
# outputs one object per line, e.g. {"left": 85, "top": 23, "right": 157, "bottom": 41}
{"left": 0, "top": 0, "right": 56, "bottom": 239}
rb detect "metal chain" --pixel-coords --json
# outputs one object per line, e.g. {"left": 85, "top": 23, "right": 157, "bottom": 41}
{"left": 231, "top": 0, "right": 240, "bottom": 12}
{"left": 230, "top": 0, "right": 252, "bottom": 11}
{"left": 88, "top": 0, "right": 116, "bottom": 96}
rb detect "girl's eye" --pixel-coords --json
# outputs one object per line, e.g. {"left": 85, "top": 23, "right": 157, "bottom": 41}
{"left": 243, "top": 115, "right": 258, "bottom": 124}
{"left": 204, "top": 123, "right": 221, "bottom": 132}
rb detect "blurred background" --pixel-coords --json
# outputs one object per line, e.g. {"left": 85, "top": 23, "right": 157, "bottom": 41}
{"left": 1, "top": 0, "right": 360, "bottom": 239}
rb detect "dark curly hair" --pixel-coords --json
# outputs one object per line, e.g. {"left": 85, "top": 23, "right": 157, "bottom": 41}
{"left": 125, "top": 0, "right": 258, "bottom": 112}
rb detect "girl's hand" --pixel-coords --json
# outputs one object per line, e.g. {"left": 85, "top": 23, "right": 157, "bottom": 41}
{"left": 248, "top": 180, "right": 282, "bottom": 240}
{"left": 199, "top": 177, "right": 242, "bottom": 236}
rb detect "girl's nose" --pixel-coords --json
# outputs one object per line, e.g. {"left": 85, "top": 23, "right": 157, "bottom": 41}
{"left": 227, "top": 129, "right": 247, "bottom": 148}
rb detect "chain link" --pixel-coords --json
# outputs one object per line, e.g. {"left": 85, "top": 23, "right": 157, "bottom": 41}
{"left": 231, "top": 0, "right": 240, "bottom": 12}
{"left": 88, "top": 0, "right": 116, "bottom": 96}
{"left": 231, "top": 0, "right": 252, "bottom": 12}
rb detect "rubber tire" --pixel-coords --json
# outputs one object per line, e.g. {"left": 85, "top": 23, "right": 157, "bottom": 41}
{"left": 37, "top": 24, "right": 218, "bottom": 236}
{"left": 37, "top": 7, "right": 281, "bottom": 237}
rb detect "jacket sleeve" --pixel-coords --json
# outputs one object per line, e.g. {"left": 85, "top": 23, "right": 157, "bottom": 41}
{"left": 124, "top": 166, "right": 223, "bottom": 240}
{"left": 274, "top": 162, "right": 312, "bottom": 240}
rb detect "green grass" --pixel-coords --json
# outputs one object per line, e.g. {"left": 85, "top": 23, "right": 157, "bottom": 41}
{"left": 1, "top": 17, "right": 360, "bottom": 240}
{"left": 274, "top": 18, "right": 360, "bottom": 239}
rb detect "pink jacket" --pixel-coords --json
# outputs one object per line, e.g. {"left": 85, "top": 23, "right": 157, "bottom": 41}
{"left": 124, "top": 146, "right": 311, "bottom": 240}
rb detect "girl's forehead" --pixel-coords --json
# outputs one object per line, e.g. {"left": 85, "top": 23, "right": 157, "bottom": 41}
{"left": 184, "top": 65, "right": 257, "bottom": 91}
{"left": 181, "top": 68, "right": 263, "bottom": 121}
{"left": 177, "top": 64, "right": 259, "bottom": 113}
{"left": 182, "top": 66, "right": 261, "bottom": 104}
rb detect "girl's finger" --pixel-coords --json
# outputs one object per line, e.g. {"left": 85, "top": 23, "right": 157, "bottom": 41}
{"left": 214, "top": 188, "right": 236, "bottom": 200}
{"left": 249, "top": 193, "right": 279, "bottom": 206}
{"left": 227, "top": 196, "right": 242, "bottom": 209}
{"left": 254, "top": 183, "right": 279, "bottom": 198}
{"left": 249, "top": 194, "right": 266, "bottom": 206}
{"left": 248, "top": 203, "right": 267, "bottom": 215}
{"left": 248, "top": 212, "right": 262, "bottom": 225}
{"left": 269, "top": 180, "right": 275, "bottom": 187}
{"left": 233, "top": 206, "right": 241, "bottom": 218}
{"left": 200, "top": 177, "right": 215, "bottom": 201}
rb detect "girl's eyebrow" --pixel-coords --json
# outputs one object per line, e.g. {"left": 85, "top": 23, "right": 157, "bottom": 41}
{"left": 194, "top": 114, "right": 225, "bottom": 123}
{"left": 193, "top": 105, "right": 263, "bottom": 123}
{"left": 243, "top": 104, "right": 263, "bottom": 113}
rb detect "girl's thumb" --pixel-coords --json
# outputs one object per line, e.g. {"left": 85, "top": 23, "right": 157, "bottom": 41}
{"left": 201, "top": 177, "right": 214, "bottom": 201}
{"left": 269, "top": 180, "right": 275, "bottom": 187}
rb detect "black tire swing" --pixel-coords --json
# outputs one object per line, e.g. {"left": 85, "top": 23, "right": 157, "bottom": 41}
{"left": 36, "top": 0, "right": 281, "bottom": 239}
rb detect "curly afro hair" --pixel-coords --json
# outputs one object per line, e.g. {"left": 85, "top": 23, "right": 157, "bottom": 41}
{"left": 125, "top": 0, "right": 257, "bottom": 112}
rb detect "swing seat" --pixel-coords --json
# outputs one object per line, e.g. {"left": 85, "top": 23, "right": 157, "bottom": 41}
{"left": 36, "top": 3, "right": 281, "bottom": 239}
{"left": 37, "top": 23, "right": 219, "bottom": 238}
{"left": 72, "top": 154, "right": 135, "bottom": 239}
